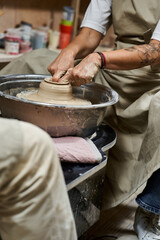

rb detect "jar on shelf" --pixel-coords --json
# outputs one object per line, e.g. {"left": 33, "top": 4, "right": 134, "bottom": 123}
{"left": 5, "top": 29, "right": 21, "bottom": 55}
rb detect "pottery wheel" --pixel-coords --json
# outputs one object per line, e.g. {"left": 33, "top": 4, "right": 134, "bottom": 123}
{"left": 17, "top": 77, "right": 92, "bottom": 105}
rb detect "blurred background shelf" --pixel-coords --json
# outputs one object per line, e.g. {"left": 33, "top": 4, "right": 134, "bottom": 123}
{"left": 0, "top": 0, "right": 89, "bottom": 37}
{"left": 0, "top": 0, "right": 116, "bottom": 70}
{"left": 0, "top": 49, "right": 22, "bottom": 62}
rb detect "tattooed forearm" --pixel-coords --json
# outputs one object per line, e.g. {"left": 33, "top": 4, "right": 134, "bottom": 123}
{"left": 125, "top": 43, "right": 160, "bottom": 65}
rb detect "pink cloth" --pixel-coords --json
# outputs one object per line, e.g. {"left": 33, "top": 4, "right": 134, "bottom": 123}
{"left": 52, "top": 136, "right": 102, "bottom": 164}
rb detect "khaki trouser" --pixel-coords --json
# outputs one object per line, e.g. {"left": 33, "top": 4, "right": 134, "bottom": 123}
{"left": 0, "top": 118, "right": 77, "bottom": 240}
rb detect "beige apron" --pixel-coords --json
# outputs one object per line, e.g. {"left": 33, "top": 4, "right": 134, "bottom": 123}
{"left": 0, "top": 0, "right": 160, "bottom": 210}
{"left": 0, "top": 118, "right": 77, "bottom": 240}
{"left": 94, "top": 0, "right": 160, "bottom": 209}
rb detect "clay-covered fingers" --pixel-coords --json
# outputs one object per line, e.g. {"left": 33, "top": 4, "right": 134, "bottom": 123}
{"left": 60, "top": 62, "right": 99, "bottom": 86}
{"left": 60, "top": 68, "right": 84, "bottom": 86}
{"left": 60, "top": 68, "right": 74, "bottom": 84}
{"left": 47, "top": 52, "right": 100, "bottom": 86}
{"left": 47, "top": 61, "right": 57, "bottom": 76}
{"left": 47, "top": 50, "right": 75, "bottom": 82}
{"left": 52, "top": 70, "right": 67, "bottom": 82}
{"left": 47, "top": 61, "right": 67, "bottom": 82}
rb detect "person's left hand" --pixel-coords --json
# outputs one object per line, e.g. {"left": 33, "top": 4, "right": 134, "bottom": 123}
{"left": 59, "top": 52, "right": 101, "bottom": 86}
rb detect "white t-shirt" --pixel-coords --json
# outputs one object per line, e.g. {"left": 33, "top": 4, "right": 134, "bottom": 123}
{"left": 80, "top": 0, "right": 160, "bottom": 41}
{"left": 152, "top": 21, "right": 160, "bottom": 41}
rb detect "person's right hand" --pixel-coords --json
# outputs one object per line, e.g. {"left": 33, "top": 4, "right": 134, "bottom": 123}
{"left": 47, "top": 49, "right": 75, "bottom": 82}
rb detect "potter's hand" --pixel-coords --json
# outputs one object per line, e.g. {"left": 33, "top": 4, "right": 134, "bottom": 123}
{"left": 47, "top": 49, "right": 75, "bottom": 82}
{"left": 60, "top": 53, "right": 101, "bottom": 86}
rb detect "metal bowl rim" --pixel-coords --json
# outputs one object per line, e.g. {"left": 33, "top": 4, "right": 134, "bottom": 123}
{"left": 0, "top": 79, "right": 119, "bottom": 109}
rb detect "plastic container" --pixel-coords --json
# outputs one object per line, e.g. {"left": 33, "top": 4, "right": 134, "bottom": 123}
{"left": 48, "top": 30, "right": 60, "bottom": 50}
{"left": 61, "top": 19, "right": 73, "bottom": 26}
{"left": 21, "top": 21, "right": 32, "bottom": 41}
{"left": 62, "top": 6, "right": 75, "bottom": 21}
{"left": 59, "top": 24, "right": 73, "bottom": 49}
{"left": 19, "top": 40, "right": 32, "bottom": 53}
{"left": 5, "top": 29, "right": 21, "bottom": 55}
{"left": 36, "top": 26, "right": 49, "bottom": 48}
{"left": 60, "top": 24, "right": 73, "bottom": 34}
{"left": 31, "top": 30, "right": 46, "bottom": 49}
{"left": 5, "top": 36, "right": 20, "bottom": 55}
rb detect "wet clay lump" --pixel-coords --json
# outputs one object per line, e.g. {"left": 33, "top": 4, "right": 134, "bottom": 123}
{"left": 17, "top": 78, "right": 91, "bottom": 105}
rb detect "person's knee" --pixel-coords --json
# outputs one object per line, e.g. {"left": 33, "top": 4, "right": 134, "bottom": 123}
{"left": 1, "top": 121, "right": 61, "bottom": 204}
{"left": 19, "top": 121, "right": 59, "bottom": 167}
